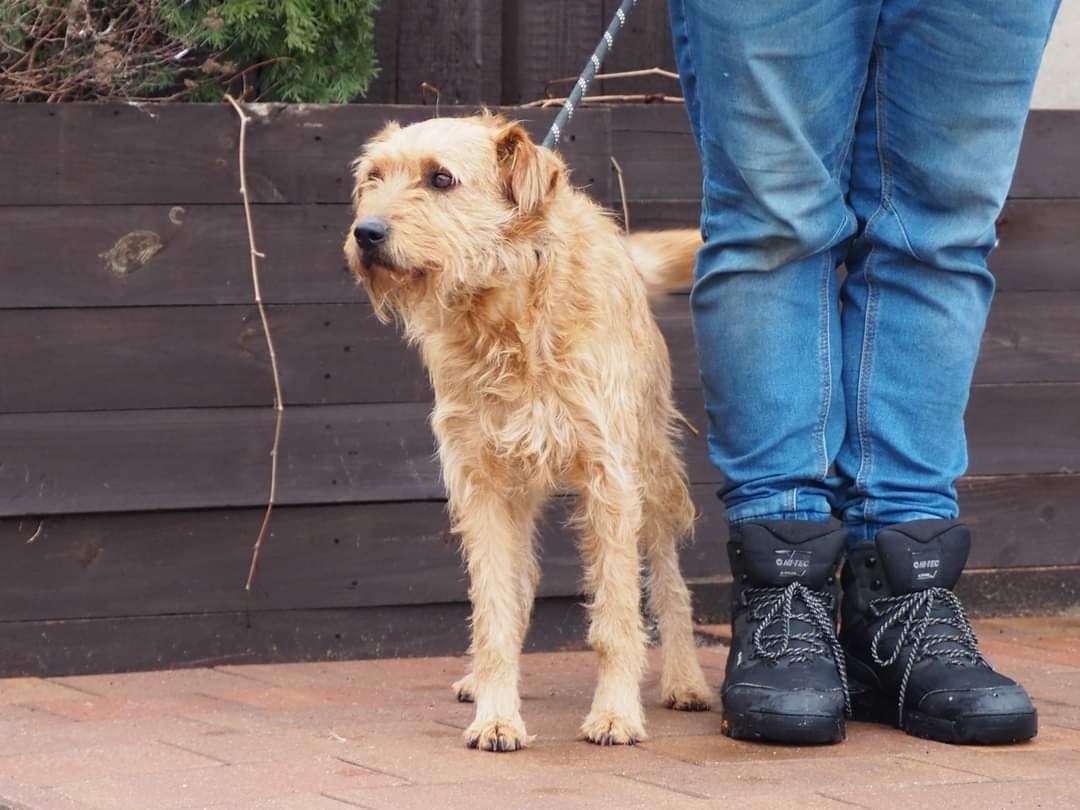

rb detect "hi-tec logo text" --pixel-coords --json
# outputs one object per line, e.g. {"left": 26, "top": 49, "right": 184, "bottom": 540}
{"left": 774, "top": 549, "right": 812, "bottom": 577}
{"left": 912, "top": 552, "right": 941, "bottom": 581}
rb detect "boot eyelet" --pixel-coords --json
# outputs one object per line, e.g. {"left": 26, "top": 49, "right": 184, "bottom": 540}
{"left": 739, "top": 573, "right": 750, "bottom": 583}
{"left": 825, "top": 575, "right": 835, "bottom": 585}
{"left": 733, "top": 547, "right": 743, "bottom": 558}
{"left": 871, "top": 578, "right": 882, "bottom": 590}
{"left": 865, "top": 555, "right": 878, "bottom": 567}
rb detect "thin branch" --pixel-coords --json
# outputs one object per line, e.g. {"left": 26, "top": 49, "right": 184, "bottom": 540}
{"left": 521, "top": 93, "right": 683, "bottom": 109}
{"left": 544, "top": 67, "right": 680, "bottom": 96}
{"left": 25, "top": 520, "right": 44, "bottom": 544}
{"left": 610, "top": 156, "right": 630, "bottom": 234}
{"left": 225, "top": 93, "right": 285, "bottom": 591}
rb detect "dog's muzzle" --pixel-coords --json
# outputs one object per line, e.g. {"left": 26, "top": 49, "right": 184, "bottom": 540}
{"left": 353, "top": 217, "right": 390, "bottom": 266}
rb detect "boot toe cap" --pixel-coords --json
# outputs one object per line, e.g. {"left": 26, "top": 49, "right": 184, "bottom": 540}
{"left": 723, "top": 682, "right": 846, "bottom": 718}
{"left": 916, "top": 683, "right": 1035, "bottom": 721}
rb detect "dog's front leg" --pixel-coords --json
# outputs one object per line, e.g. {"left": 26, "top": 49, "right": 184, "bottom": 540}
{"left": 575, "top": 464, "right": 649, "bottom": 745}
{"left": 454, "top": 484, "right": 539, "bottom": 752}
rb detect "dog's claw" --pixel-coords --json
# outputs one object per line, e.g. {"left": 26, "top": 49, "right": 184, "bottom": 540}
{"left": 463, "top": 717, "right": 529, "bottom": 753}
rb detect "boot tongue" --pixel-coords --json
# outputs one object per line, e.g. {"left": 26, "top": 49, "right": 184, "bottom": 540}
{"left": 875, "top": 520, "right": 970, "bottom": 593}
{"left": 732, "top": 522, "right": 847, "bottom": 589}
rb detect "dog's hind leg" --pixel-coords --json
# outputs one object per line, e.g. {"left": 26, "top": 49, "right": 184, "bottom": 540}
{"left": 453, "top": 482, "right": 541, "bottom": 752}
{"left": 573, "top": 460, "right": 649, "bottom": 745}
{"left": 642, "top": 491, "right": 715, "bottom": 712}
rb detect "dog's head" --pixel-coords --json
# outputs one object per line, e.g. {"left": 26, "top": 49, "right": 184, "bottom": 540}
{"left": 344, "top": 114, "right": 565, "bottom": 322}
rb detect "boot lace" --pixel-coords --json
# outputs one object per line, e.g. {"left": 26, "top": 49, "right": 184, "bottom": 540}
{"left": 868, "top": 587, "right": 987, "bottom": 725}
{"left": 744, "top": 581, "right": 850, "bottom": 715}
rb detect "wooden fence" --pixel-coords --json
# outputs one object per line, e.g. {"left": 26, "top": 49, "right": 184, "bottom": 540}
{"left": 365, "top": 0, "right": 680, "bottom": 106}
{"left": 0, "top": 102, "right": 1078, "bottom": 676}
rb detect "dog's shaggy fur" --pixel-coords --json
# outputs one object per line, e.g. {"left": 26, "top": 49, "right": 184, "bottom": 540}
{"left": 344, "top": 113, "right": 710, "bottom": 751}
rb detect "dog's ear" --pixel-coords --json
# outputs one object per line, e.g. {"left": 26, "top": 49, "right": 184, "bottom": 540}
{"left": 495, "top": 123, "right": 560, "bottom": 216}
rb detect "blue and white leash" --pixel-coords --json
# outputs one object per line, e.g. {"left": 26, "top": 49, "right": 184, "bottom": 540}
{"left": 541, "top": 0, "right": 639, "bottom": 149}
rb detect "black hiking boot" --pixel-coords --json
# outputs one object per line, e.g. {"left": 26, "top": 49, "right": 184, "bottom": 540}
{"left": 841, "top": 520, "right": 1037, "bottom": 745}
{"left": 721, "top": 520, "right": 850, "bottom": 744}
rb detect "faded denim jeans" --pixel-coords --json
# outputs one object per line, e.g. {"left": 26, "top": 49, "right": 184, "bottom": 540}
{"left": 669, "top": 0, "right": 1060, "bottom": 540}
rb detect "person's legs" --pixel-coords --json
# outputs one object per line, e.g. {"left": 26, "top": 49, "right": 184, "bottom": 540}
{"left": 836, "top": 0, "right": 1060, "bottom": 744}
{"left": 670, "top": 0, "right": 880, "bottom": 525}
{"left": 670, "top": 0, "right": 881, "bottom": 744}
{"left": 836, "top": 0, "right": 1061, "bottom": 539}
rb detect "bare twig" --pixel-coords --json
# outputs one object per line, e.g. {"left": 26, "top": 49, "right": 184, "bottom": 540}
{"left": 25, "top": 520, "right": 44, "bottom": 544}
{"left": 677, "top": 413, "right": 701, "bottom": 438}
{"left": 610, "top": 156, "right": 630, "bottom": 234}
{"left": 419, "top": 81, "right": 441, "bottom": 116}
{"left": 521, "top": 93, "right": 683, "bottom": 109}
{"left": 225, "top": 93, "right": 285, "bottom": 591}
{"left": 544, "top": 67, "right": 680, "bottom": 96}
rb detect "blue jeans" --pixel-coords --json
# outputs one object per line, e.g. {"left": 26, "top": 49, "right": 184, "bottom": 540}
{"left": 669, "top": 0, "right": 1060, "bottom": 540}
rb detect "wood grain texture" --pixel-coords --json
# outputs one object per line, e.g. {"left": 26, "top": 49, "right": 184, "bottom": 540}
{"left": 599, "top": 0, "right": 680, "bottom": 96}
{"left": 365, "top": 0, "right": 401, "bottom": 103}
{"left": 0, "top": 485, "right": 727, "bottom": 623}
{"left": 3, "top": 198, "right": 1074, "bottom": 311}
{"left": 2, "top": 473, "right": 1077, "bottom": 628}
{"left": 654, "top": 291, "right": 1080, "bottom": 391}
{"left": 5, "top": 289, "right": 1070, "bottom": 415}
{"left": 0, "top": 304, "right": 428, "bottom": 413}
{"left": 1, "top": 384, "right": 1077, "bottom": 516}
{"left": 501, "top": 0, "right": 603, "bottom": 104}
{"left": 0, "top": 104, "right": 611, "bottom": 205}
{"left": 394, "top": 0, "right": 503, "bottom": 104}
{"left": 0, "top": 597, "right": 591, "bottom": 678}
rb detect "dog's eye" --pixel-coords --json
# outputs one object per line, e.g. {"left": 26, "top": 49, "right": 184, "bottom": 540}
{"left": 366, "top": 168, "right": 382, "bottom": 182}
{"left": 430, "top": 170, "right": 455, "bottom": 190}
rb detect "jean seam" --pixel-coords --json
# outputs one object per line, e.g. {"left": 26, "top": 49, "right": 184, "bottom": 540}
{"left": 672, "top": 0, "right": 710, "bottom": 238}
{"left": 814, "top": 249, "right": 833, "bottom": 480}
{"left": 852, "top": 42, "right": 892, "bottom": 524}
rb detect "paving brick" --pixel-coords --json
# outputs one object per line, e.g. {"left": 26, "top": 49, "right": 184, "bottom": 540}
{"left": 0, "top": 741, "right": 221, "bottom": 787}
{"left": 322, "top": 772, "right": 719, "bottom": 810}
{"left": 0, "top": 679, "right": 91, "bottom": 706}
{"left": 822, "top": 777, "right": 1080, "bottom": 809}
{"left": 3, "top": 616, "right": 1080, "bottom": 809}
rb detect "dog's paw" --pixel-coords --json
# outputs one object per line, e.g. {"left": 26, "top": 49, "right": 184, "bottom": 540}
{"left": 580, "top": 711, "right": 646, "bottom": 746}
{"left": 464, "top": 717, "right": 531, "bottom": 752}
{"left": 661, "top": 683, "right": 715, "bottom": 712}
{"left": 451, "top": 673, "right": 476, "bottom": 703}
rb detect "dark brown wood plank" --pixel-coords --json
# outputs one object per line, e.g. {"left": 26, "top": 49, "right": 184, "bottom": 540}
{"left": 959, "top": 475, "right": 1080, "bottom": 569}
{"left": 609, "top": 104, "right": 700, "bottom": 203}
{"left": 1, "top": 200, "right": 1069, "bottom": 311}
{"left": 675, "top": 383, "right": 1080, "bottom": 483}
{"left": 5, "top": 472, "right": 1075, "bottom": 626}
{"left": 654, "top": 291, "right": 1080, "bottom": 391}
{"left": 0, "top": 205, "right": 360, "bottom": 308}
{"left": 0, "top": 598, "right": 591, "bottom": 678}
{"left": 364, "top": 0, "right": 401, "bottom": 103}
{"left": 0, "top": 404, "right": 442, "bottom": 517}
{"left": 2, "top": 382, "right": 1077, "bottom": 516}
{"left": 394, "top": 0, "right": 502, "bottom": 105}
{"left": 600, "top": 0, "right": 680, "bottom": 96}
{"left": 0, "top": 486, "right": 727, "bottom": 622}
{"left": 608, "top": 106, "right": 1080, "bottom": 205}
{"left": 0, "top": 304, "right": 429, "bottom": 413}
{"left": 0, "top": 104, "right": 610, "bottom": 205}
{"left": 501, "top": 0, "right": 604, "bottom": 104}
{"left": 1012, "top": 110, "right": 1080, "bottom": 199}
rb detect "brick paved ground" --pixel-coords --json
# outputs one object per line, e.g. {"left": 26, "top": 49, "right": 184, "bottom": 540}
{"left": 0, "top": 616, "right": 1078, "bottom": 810}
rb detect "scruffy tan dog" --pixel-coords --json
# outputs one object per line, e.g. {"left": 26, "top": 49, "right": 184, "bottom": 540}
{"left": 344, "top": 113, "right": 711, "bottom": 752}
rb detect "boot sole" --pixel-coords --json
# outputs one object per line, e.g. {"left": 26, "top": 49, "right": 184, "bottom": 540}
{"left": 851, "top": 682, "right": 1038, "bottom": 745}
{"left": 721, "top": 710, "right": 845, "bottom": 745}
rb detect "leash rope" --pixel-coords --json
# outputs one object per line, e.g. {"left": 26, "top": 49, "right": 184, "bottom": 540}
{"left": 542, "top": 0, "right": 639, "bottom": 149}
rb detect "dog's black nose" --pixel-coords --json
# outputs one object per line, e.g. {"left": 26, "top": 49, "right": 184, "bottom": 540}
{"left": 353, "top": 218, "right": 389, "bottom": 249}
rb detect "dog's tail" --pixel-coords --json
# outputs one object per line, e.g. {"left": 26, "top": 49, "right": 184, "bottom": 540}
{"left": 624, "top": 229, "right": 700, "bottom": 294}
